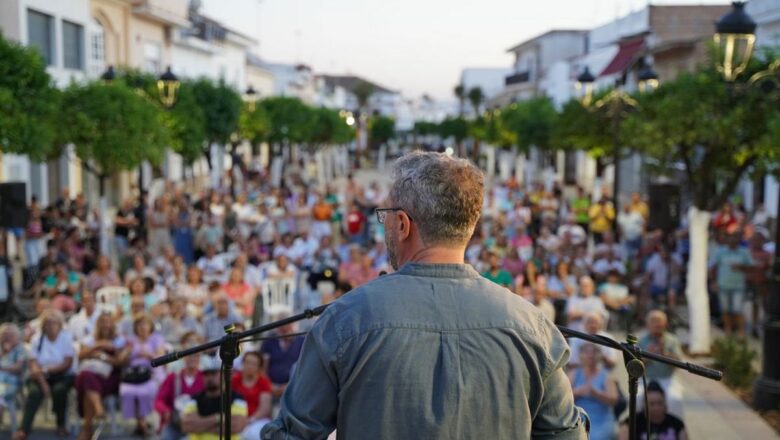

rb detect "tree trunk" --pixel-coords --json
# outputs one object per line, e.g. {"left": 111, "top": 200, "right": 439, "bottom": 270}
{"left": 98, "top": 175, "right": 109, "bottom": 257}
{"left": 686, "top": 206, "right": 712, "bottom": 354}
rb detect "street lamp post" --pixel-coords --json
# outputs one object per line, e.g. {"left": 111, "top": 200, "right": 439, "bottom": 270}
{"left": 713, "top": 1, "right": 780, "bottom": 411}
{"left": 576, "top": 67, "right": 640, "bottom": 214}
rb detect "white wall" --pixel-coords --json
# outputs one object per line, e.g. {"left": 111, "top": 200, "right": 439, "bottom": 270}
{"left": 589, "top": 7, "right": 649, "bottom": 50}
{"left": 460, "top": 68, "right": 512, "bottom": 100}
{"left": 750, "top": 0, "right": 780, "bottom": 47}
{"left": 12, "top": 0, "right": 91, "bottom": 87}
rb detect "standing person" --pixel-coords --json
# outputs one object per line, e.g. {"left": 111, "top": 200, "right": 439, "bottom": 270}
{"left": 627, "top": 192, "right": 649, "bottom": 221}
{"left": 568, "top": 343, "right": 618, "bottom": 440}
{"left": 709, "top": 233, "right": 753, "bottom": 337}
{"left": 24, "top": 204, "right": 45, "bottom": 268}
{"left": 173, "top": 198, "right": 195, "bottom": 264}
{"left": 148, "top": 198, "right": 172, "bottom": 257}
{"left": 571, "top": 187, "right": 591, "bottom": 235}
{"left": 261, "top": 151, "right": 586, "bottom": 439}
{"left": 588, "top": 198, "right": 615, "bottom": 244}
{"left": 133, "top": 191, "right": 149, "bottom": 243}
{"left": 747, "top": 232, "right": 770, "bottom": 338}
{"left": 617, "top": 204, "right": 645, "bottom": 260}
{"left": 114, "top": 199, "right": 137, "bottom": 264}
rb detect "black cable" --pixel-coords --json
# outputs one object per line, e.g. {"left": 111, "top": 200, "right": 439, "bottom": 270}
{"left": 219, "top": 367, "right": 224, "bottom": 440}
{"left": 642, "top": 374, "right": 650, "bottom": 440}
{"left": 241, "top": 331, "right": 308, "bottom": 343}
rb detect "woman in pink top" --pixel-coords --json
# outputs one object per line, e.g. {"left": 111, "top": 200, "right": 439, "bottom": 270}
{"left": 222, "top": 267, "right": 255, "bottom": 319}
{"left": 154, "top": 332, "right": 206, "bottom": 440}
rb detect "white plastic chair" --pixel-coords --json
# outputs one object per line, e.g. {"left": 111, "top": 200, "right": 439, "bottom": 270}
{"left": 95, "top": 286, "right": 130, "bottom": 316}
{"left": 261, "top": 278, "right": 296, "bottom": 320}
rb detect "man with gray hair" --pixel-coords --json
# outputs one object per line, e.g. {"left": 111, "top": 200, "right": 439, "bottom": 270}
{"left": 262, "top": 151, "right": 586, "bottom": 439}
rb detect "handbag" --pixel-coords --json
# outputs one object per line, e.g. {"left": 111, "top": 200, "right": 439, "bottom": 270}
{"left": 79, "top": 358, "right": 113, "bottom": 378}
{"left": 121, "top": 365, "right": 152, "bottom": 384}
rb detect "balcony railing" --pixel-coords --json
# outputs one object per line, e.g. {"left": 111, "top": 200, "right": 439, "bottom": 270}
{"left": 505, "top": 71, "right": 530, "bottom": 86}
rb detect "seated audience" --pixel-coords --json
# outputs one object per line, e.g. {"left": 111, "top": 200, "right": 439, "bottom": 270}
{"left": 155, "top": 332, "right": 207, "bottom": 440}
{"left": 232, "top": 351, "right": 273, "bottom": 440}
{"left": 15, "top": 310, "right": 75, "bottom": 440}
{"left": 0, "top": 324, "right": 26, "bottom": 423}
{"left": 119, "top": 313, "right": 166, "bottom": 437}
{"left": 619, "top": 381, "right": 687, "bottom": 440}
{"left": 261, "top": 321, "right": 304, "bottom": 399}
{"left": 75, "top": 313, "right": 130, "bottom": 440}
{"left": 181, "top": 356, "right": 247, "bottom": 440}
{"left": 569, "top": 343, "right": 618, "bottom": 440}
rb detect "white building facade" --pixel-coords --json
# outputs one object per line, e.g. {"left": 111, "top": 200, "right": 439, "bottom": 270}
{"left": 0, "top": 0, "right": 92, "bottom": 205}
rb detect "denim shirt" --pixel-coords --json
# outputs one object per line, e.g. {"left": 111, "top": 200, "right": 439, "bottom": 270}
{"left": 261, "top": 263, "right": 586, "bottom": 440}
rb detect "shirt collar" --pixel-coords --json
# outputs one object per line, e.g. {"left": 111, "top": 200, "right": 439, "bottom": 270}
{"left": 396, "top": 263, "right": 480, "bottom": 279}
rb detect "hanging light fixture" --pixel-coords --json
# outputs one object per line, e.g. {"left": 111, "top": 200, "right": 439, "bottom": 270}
{"left": 714, "top": 2, "right": 757, "bottom": 82}
{"left": 576, "top": 66, "right": 596, "bottom": 106}
{"left": 157, "top": 66, "right": 180, "bottom": 108}
{"left": 244, "top": 85, "right": 258, "bottom": 111}
{"left": 100, "top": 65, "right": 116, "bottom": 83}
{"left": 637, "top": 62, "right": 659, "bottom": 93}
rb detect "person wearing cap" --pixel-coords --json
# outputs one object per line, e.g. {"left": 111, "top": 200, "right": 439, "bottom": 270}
{"left": 155, "top": 332, "right": 207, "bottom": 440}
{"left": 181, "top": 355, "right": 248, "bottom": 440}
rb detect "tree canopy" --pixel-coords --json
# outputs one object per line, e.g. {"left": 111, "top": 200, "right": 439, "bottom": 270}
{"left": 191, "top": 78, "right": 242, "bottom": 145}
{"left": 622, "top": 65, "right": 780, "bottom": 210}
{"left": 0, "top": 34, "right": 60, "bottom": 160}
{"left": 369, "top": 116, "right": 395, "bottom": 148}
{"left": 60, "top": 81, "right": 167, "bottom": 178}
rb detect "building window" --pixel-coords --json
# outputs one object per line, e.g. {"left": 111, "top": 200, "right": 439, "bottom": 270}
{"left": 27, "top": 9, "right": 54, "bottom": 66}
{"left": 62, "top": 20, "right": 84, "bottom": 70}
{"left": 143, "top": 41, "right": 161, "bottom": 73}
{"left": 91, "top": 19, "right": 105, "bottom": 71}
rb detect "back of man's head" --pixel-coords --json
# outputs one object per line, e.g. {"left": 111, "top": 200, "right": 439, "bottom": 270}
{"left": 390, "top": 151, "right": 483, "bottom": 247}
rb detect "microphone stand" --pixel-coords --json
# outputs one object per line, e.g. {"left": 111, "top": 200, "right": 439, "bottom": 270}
{"left": 557, "top": 325, "right": 722, "bottom": 440}
{"left": 151, "top": 304, "right": 330, "bottom": 440}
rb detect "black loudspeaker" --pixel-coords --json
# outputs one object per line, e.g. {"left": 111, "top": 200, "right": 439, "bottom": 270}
{"left": 648, "top": 183, "right": 680, "bottom": 233}
{"left": 0, "top": 182, "right": 28, "bottom": 229}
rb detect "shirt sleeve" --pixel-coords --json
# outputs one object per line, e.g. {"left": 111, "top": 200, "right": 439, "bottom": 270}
{"left": 531, "top": 325, "right": 588, "bottom": 439}
{"left": 261, "top": 319, "right": 338, "bottom": 440}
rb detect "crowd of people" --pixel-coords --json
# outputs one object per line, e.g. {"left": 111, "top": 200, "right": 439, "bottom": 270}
{"left": 0, "top": 158, "right": 772, "bottom": 440}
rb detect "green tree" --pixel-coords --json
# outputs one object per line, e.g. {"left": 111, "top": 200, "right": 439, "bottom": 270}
{"left": 622, "top": 63, "right": 780, "bottom": 353}
{"left": 260, "top": 97, "right": 315, "bottom": 145}
{"left": 308, "top": 107, "right": 354, "bottom": 148}
{"left": 467, "top": 87, "right": 484, "bottom": 116}
{"left": 502, "top": 97, "right": 558, "bottom": 152}
{"left": 439, "top": 116, "right": 469, "bottom": 155}
{"left": 60, "top": 81, "right": 168, "bottom": 193}
{"left": 191, "top": 78, "right": 242, "bottom": 166}
{"left": 454, "top": 84, "right": 466, "bottom": 116}
{"left": 0, "top": 33, "right": 59, "bottom": 160}
{"left": 353, "top": 81, "right": 375, "bottom": 111}
{"left": 166, "top": 81, "right": 207, "bottom": 165}
{"left": 239, "top": 101, "right": 271, "bottom": 155}
{"left": 369, "top": 116, "right": 395, "bottom": 149}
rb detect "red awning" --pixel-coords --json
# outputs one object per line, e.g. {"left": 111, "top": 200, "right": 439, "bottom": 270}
{"left": 600, "top": 38, "right": 645, "bottom": 77}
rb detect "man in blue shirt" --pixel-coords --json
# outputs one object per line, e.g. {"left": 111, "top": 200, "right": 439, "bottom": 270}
{"left": 710, "top": 233, "right": 754, "bottom": 338}
{"left": 262, "top": 152, "right": 586, "bottom": 439}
